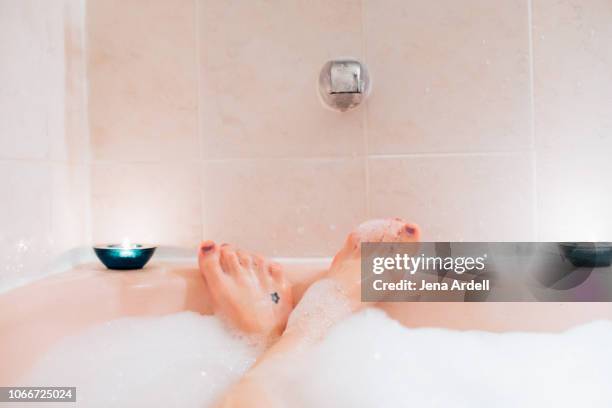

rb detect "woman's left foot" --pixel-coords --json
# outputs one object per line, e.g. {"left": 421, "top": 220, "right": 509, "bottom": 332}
{"left": 198, "top": 241, "right": 293, "bottom": 342}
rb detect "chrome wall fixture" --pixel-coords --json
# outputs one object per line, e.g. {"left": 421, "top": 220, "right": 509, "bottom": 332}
{"left": 318, "top": 58, "right": 371, "bottom": 112}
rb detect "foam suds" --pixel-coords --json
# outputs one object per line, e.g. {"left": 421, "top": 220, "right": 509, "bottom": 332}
{"left": 26, "top": 312, "right": 260, "bottom": 408}
{"left": 356, "top": 219, "right": 393, "bottom": 239}
{"left": 271, "top": 309, "right": 612, "bottom": 408}
{"left": 25, "top": 309, "right": 612, "bottom": 407}
{"left": 286, "top": 279, "right": 352, "bottom": 344}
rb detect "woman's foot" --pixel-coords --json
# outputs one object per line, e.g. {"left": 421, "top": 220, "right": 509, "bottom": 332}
{"left": 325, "top": 218, "right": 420, "bottom": 310}
{"left": 214, "top": 218, "right": 421, "bottom": 408}
{"left": 197, "top": 218, "right": 419, "bottom": 344}
{"left": 198, "top": 241, "right": 293, "bottom": 343}
{"left": 284, "top": 218, "right": 420, "bottom": 340}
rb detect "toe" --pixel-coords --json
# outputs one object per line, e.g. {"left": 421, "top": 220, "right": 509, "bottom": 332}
{"left": 220, "top": 245, "right": 244, "bottom": 281}
{"left": 268, "top": 262, "right": 284, "bottom": 284}
{"left": 381, "top": 219, "right": 400, "bottom": 241}
{"left": 199, "top": 240, "right": 216, "bottom": 255}
{"left": 198, "top": 240, "right": 217, "bottom": 268}
{"left": 337, "top": 232, "right": 361, "bottom": 259}
{"left": 356, "top": 219, "right": 394, "bottom": 242}
{"left": 345, "top": 231, "right": 361, "bottom": 249}
{"left": 236, "top": 250, "right": 252, "bottom": 269}
{"left": 252, "top": 254, "right": 271, "bottom": 286}
{"left": 197, "top": 241, "right": 224, "bottom": 287}
{"left": 400, "top": 223, "right": 420, "bottom": 241}
{"left": 356, "top": 217, "right": 420, "bottom": 243}
{"left": 384, "top": 218, "right": 420, "bottom": 242}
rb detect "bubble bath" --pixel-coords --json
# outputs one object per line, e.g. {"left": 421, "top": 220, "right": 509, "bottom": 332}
{"left": 26, "top": 312, "right": 261, "bottom": 408}
{"left": 270, "top": 309, "right": 612, "bottom": 408}
{"left": 25, "top": 309, "right": 612, "bottom": 407}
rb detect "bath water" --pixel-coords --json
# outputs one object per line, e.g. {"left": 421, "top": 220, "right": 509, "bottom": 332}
{"left": 271, "top": 309, "right": 612, "bottom": 408}
{"left": 26, "top": 309, "right": 612, "bottom": 407}
{"left": 26, "top": 312, "right": 260, "bottom": 407}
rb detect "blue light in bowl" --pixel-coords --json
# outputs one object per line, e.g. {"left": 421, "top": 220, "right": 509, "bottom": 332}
{"left": 93, "top": 239, "right": 156, "bottom": 270}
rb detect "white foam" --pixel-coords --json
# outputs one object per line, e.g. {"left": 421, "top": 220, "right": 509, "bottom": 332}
{"left": 286, "top": 279, "right": 352, "bottom": 344}
{"left": 25, "top": 309, "right": 612, "bottom": 407}
{"left": 26, "top": 312, "right": 260, "bottom": 408}
{"left": 356, "top": 219, "right": 392, "bottom": 239}
{"left": 271, "top": 309, "right": 612, "bottom": 408}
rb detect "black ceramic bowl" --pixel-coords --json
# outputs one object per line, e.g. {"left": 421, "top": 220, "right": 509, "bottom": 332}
{"left": 559, "top": 242, "right": 612, "bottom": 268}
{"left": 93, "top": 244, "right": 157, "bottom": 270}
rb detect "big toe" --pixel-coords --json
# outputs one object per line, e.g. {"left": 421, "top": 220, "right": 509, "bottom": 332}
{"left": 198, "top": 240, "right": 217, "bottom": 263}
{"left": 198, "top": 240, "right": 223, "bottom": 284}
{"left": 398, "top": 222, "right": 420, "bottom": 241}
{"left": 357, "top": 218, "right": 420, "bottom": 243}
{"left": 380, "top": 218, "right": 420, "bottom": 242}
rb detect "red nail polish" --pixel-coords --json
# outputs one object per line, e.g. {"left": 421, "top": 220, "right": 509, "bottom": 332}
{"left": 201, "top": 243, "right": 215, "bottom": 252}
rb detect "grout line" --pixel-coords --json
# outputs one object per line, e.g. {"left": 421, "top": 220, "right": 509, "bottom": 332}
{"left": 527, "top": 0, "right": 536, "bottom": 152}
{"left": 81, "top": 0, "right": 91, "bottom": 164}
{"left": 195, "top": 0, "right": 203, "bottom": 165}
{"left": 196, "top": 151, "right": 533, "bottom": 161}
{"left": 0, "top": 157, "right": 91, "bottom": 165}
{"left": 195, "top": 0, "right": 205, "bottom": 241}
{"left": 0, "top": 150, "right": 535, "bottom": 166}
{"left": 81, "top": 0, "right": 93, "bottom": 245}
{"left": 527, "top": 0, "right": 538, "bottom": 240}
{"left": 364, "top": 148, "right": 371, "bottom": 216}
{"left": 361, "top": 0, "right": 371, "bottom": 217}
{"left": 367, "top": 150, "right": 533, "bottom": 159}
{"left": 88, "top": 159, "right": 203, "bottom": 165}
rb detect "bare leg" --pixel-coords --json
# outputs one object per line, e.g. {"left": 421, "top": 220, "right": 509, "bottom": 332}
{"left": 214, "top": 218, "right": 420, "bottom": 408}
{"left": 282, "top": 265, "right": 328, "bottom": 306}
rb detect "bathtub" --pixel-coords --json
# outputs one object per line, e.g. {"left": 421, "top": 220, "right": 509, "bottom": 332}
{"left": 1, "top": 257, "right": 611, "bottom": 387}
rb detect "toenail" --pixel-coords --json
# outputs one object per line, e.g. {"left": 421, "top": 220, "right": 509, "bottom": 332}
{"left": 201, "top": 243, "right": 215, "bottom": 252}
{"left": 220, "top": 243, "right": 229, "bottom": 247}
{"left": 405, "top": 226, "right": 416, "bottom": 235}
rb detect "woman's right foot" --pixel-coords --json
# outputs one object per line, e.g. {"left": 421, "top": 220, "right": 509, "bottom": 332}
{"left": 285, "top": 218, "right": 420, "bottom": 337}
{"left": 325, "top": 218, "right": 420, "bottom": 310}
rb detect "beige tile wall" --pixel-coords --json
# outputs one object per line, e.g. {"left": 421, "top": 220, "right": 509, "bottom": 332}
{"left": 201, "top": 159, "right": 367, "bottom": 256}
{"left": 369, "top": 153, "right": 534, "bottom": 241}
{"left": 91, "top": 162, "right": 202, "bottom": 247}
{"left": 199, "top": 0, "right": 364, "bottom": 159}
{"left": 0, "top": 0, "right": 90, "bottom": 289}
{"left": 86, "top": 0, "right": 612, "bottom": 257}
{"left": 86, "top": 0, "right": 201, "bottom": 250}
{"left": 532, "top": 0, "right": 612, "bottom": 241}
{"left": 87, "top": 0, "right": 199, "bottom": 163}
{"left": 365, "top": 0, "right": 531, "bottom": 155}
